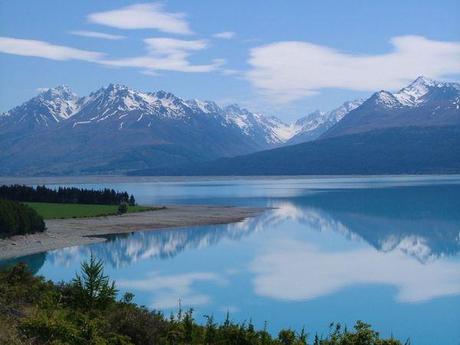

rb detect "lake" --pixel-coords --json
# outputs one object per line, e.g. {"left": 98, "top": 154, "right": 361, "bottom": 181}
{"left": 4, "top": 176, "right": 460, "bottom": 344}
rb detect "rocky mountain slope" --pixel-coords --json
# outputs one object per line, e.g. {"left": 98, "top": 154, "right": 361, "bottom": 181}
{"left": 322, "top": 77, "right": 460, "bottom": 138}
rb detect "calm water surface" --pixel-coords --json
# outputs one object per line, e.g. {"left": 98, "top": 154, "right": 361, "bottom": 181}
{"left": 5, "top": 176, "right": 460, "bottom": 345}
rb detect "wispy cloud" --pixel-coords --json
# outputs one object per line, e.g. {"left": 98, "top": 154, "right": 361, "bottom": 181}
{"left": 0, "top": 35, "right": 222, "bottom": 74}
{"left": 247, "top": 35, "right": 460, "bottom": 103}
{"left": 0, "top": 36, "right": 103, "bottom": 62}
{"left": 88, "top": 3, "right": 192, "bottom": 35}
{"left": 69, "top": 30, "right": 125, "bottom": 40}
{"left": 213, "top": 31, "right": 235, "bottom": 40}
{"left": 102, "top": 37, "right": 225, "bottom": 73}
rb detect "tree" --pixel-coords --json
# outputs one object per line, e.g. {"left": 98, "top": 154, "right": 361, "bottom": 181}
{"left": 129, "top": 195, "right": 136, "bottom": 206}
{"left": 70, "top": 254, "right": 117, "bottom": 311}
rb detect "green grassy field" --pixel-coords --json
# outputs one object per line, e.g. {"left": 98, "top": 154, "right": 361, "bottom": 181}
{"left": 25, "top": 202, "right": 158, "bottom": 219}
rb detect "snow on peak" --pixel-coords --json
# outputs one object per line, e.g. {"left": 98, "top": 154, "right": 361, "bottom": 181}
{"left": 41, "top": 85, "right": 76, "bottom": 98}
{"left": 393, "top": 76, "right": 460, "bottom": 107}
{"left": 33, "top": 85, "right": 80, "bottom": 120}
{"left": 186, "top": 99, "right": 220, "bottom": 114}
{"left": 373, "top": 90, "right": 402, "bottom": 108}
{"left": 219, "top": 104, "right": 293, "bottom": 144}
{"left": 291, "top": 99, "right": 364, "bottom": 137}
{"left": 394, "top": 76, "right": 436, "bottom": 106}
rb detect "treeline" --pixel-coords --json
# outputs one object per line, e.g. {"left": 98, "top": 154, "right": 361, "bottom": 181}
{"left": 0, "top": 199, "right": 45, "bottom": 238}
{"left": 0, "top": 257, "right": 405, "bottom": 345}
{"left": 0, "top": 184, "right": 136, "bottom": 206}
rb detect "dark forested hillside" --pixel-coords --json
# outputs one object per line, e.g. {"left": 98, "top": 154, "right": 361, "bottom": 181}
{"left": 129, "top": 126, "right": 460, "bottom": 176}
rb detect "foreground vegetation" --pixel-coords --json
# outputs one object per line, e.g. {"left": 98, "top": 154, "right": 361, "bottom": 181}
{"left": 25, "top": 202, "right": 157, "bottom": 219}
{"left": 0, "top": 185, "right": 136, "bottom": 206}
{"left": 0, "top": 258, "right": 405, "bottom": 345}
{"left": 0, "top": 200, "right": 45, "bottom": 239}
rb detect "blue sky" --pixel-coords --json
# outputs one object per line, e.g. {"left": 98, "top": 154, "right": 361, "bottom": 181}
{"left": 1, "top": 0, "right": 459, "bottom": 122}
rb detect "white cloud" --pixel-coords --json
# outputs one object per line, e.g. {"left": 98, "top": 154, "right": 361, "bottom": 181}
{"left": 213, "top": 31, "right": 235, "bottom": 40}
{"left": 88, "top": 3, "right": 192, "bottom": 35}
{"left": 145, "top": 37, "right": 207, "bottom": 55}
{"left": 102, "top": 37, "right": 224, "bottom": 73}
{"left": 118, "top": 271, "right": 222, "bottom": 309}
{"left": 36, "top": 87, "right": 50, "bottom": 93}
{"left": 69, "top": 30, "right": 125, "bottom": 40}
{"left": 247, "top": 35, "right": 460, "bottom": 103}
{"left": 221, "top": 69, "right": 240, "bottom": 76}
{"left": 250, "top": 239, "right": 460, "bottom": 303}
{"left": 0, "top": 36, "right": 103, "bottom": 62}
{"left": 0, "top": 35, "right": 221, "bottom": 74}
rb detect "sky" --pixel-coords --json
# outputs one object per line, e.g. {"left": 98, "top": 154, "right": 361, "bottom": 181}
{"left": 0, "top": 0, "right": 459, "bottom": 122}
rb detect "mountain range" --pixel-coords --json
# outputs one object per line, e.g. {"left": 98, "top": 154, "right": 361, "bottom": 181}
{"left": 1, "top": 76, "right": 459, "bottom": 176}
{"left": 0, "top": 83, "right": 359, "bottom": 175}
{"left": 130, "top": 77, "right": 460, "bottom": 176}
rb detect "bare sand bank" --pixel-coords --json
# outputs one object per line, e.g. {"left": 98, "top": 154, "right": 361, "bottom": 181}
{"left": 0, "top": 204, "right": 264, "bottom": 260}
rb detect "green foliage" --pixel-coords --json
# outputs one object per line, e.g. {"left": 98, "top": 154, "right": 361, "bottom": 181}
{"left": 0, "top": 199, "right": 45, "bottom": 238}
{"left": 69, "top": 255, "right": 117, "bottom": 311}
{"left": 0, "top": 260, "right": 406, "bottom": 345}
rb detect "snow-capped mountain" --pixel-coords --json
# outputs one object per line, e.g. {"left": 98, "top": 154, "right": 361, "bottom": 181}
{"left": 2, "top": 76, "right": 458, "bottom": 175}
{"left": 0, "top": 84, "right": 299, "bottom": 175}
{"left": 1, "top": 83, "right": 293, "bottom": 144}
{"left": 394, "top": 76, "right": 460, "bottom": 107}
{"left": 287, "top": 99, "right": 363, "bottom": 144}
{"left": 322, "top": 76, "right": 460, "bottom": 138}
{"left": 220, "top": 104, "right": 294, "bottom": 144}
{"left": 0, "top": 85, "right": 80, "bottom": 132}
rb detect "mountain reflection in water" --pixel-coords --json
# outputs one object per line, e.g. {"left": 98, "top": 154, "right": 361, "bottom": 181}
{"left": 40, "top": 184, "right": 460, "bottom": 269}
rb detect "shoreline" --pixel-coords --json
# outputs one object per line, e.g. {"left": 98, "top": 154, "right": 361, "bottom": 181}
{"left": 1, "top": 174, "right": 459, "bottom": 186}
{"left": 0, "top": 204, "right": 264, "bottom": 261}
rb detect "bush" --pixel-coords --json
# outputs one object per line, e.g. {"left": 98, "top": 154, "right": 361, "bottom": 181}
{"left": 0, "top": 199, "right": 45, "bottom": 238}
{"left": 118, "top": 203, "right": 128, "bottom": 215}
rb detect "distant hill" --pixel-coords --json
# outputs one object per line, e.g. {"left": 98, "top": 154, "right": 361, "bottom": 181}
{"left": 129, "top": 126, "right": 460, "bottom": 175}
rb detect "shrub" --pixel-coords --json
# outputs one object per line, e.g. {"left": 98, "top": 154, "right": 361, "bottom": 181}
{"left": 118, "top": 203, "right": 128, "bottom": 215}
{"left": 69, "top": 255, "right": 117, "bottom": 311}
{"left": 0, "top": 199, "right": 45, "bottom": 238}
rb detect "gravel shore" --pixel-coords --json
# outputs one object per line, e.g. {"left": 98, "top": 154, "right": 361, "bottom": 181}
{"left": 0, "top": 204, "right": 264, "bottom": 260}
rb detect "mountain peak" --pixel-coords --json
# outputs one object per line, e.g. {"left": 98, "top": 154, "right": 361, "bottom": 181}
{"left": 412, "top": 76, "right": 435, "bottom": 86}
{"left": 41, "top": 85, "right": 77, "bottom": 100}
{"left": 154, "top": 90, "right": 177, "bottom": 99}
{"left": 372, "top": 90, "right": 401, "bottom": 107}
{"left": 105, "top": 83, "right": 130, "bottom": 92}
{"left": 394, "top": 76, "right": 439, "bottom": 106}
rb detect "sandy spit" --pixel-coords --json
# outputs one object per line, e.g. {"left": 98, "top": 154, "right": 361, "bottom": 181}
{"left": 0, "top": 205, "right": 264, "bottom": 260}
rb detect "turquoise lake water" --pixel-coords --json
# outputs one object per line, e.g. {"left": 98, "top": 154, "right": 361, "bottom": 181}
{"left": 4, "top": 176, "right": 460, "bottom": 344}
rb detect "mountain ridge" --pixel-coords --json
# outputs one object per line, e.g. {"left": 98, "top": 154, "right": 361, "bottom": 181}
{"left": 321, "top": 76, "right": 460, "bottom": 139}
{"left": 1, "top": 76, "right": 458, "bottom": 176}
